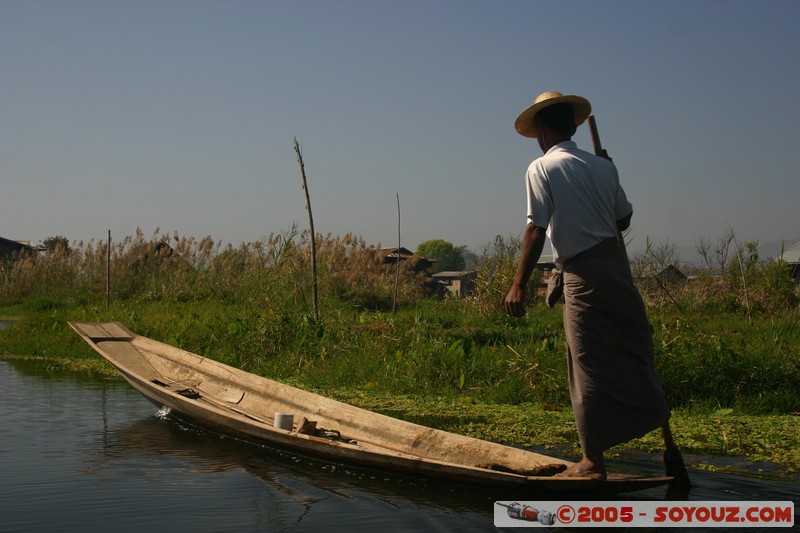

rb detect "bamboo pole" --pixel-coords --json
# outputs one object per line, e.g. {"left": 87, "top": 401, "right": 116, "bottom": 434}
{"left": 293, "top": 137, "right": 319, "bottom": 323}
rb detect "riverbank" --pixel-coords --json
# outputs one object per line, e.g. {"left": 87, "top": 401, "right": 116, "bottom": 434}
{"left": 3, "top": 352, "right": 797, "bottom": 479}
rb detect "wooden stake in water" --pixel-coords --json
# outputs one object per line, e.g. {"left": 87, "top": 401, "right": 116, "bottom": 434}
{"left": 106, "top": 230, "right": 111, "bottom": 310}
{"left": 393, "top": 193, "right": 400, "bottom": 313}
{"left": 293, "top": 137, "right": 319, "bottom": 323}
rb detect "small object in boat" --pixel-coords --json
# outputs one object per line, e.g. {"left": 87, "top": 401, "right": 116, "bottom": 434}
{"left": 274, "top": 412, "right": 294, "bottom": 431}
{"left": 314, "top": 427, "right": 357, "bottom": 445}
{"left": 295, "top": 416, "right": 318, "bottom": 435}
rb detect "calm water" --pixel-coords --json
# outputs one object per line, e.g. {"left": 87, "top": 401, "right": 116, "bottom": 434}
{"left": 0, "top": 360, "right": 797, "bottom": 532}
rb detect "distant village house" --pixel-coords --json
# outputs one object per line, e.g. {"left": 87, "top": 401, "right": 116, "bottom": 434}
{"left": 0, "top": 237, "right": 38, "bottom": 260}
{"left": 534, "top": 256, "right": 557, "bottom": 297}
{"left": 379, "top": 247, "right": 433, "bottom": 273}
{"left": 781, "top": 241, "right": 800, "bottom": 281}
{"left": 431, "top": 271, "right": 476, "bottom": 298}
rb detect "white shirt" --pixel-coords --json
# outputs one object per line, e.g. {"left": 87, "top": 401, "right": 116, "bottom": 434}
{"left": 525, "top": 141, "right": 632, "bottom": 265}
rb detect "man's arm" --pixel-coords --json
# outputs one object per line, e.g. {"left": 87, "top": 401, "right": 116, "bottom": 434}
{"left": 504, "top": 224, "right": 547, "bottom": 317}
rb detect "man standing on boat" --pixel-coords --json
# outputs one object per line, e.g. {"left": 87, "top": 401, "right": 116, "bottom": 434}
{"left": 504, "top": 91, "right": 670, "bottom": 479}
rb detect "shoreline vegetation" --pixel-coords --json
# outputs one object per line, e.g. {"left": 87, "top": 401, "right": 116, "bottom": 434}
{"left": 1, "top": 228, "right": 798, "bottom": 478}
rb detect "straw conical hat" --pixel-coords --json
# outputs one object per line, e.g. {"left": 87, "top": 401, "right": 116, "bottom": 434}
{"left": 515, "top": 91, "right": 591, "bottom": 138}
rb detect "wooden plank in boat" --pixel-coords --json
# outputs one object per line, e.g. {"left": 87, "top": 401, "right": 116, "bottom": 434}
{"left": 196, "top": 381, "right": 245, "bottom": 404}
{"left": 72, "top": 322, "right": 134, "bottom": 341}
{"left": 99, "top": 339, "right": 160, "bottom": 381}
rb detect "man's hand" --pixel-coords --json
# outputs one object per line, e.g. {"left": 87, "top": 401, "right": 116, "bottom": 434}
{"left": 504, "top": 285, "right": 527, "bottom": 317}
{"left": 504, "top": 224, "right": 547, "bottom": 318}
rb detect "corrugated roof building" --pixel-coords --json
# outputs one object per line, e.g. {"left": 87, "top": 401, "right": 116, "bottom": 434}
{"left": 782, "top": 241, "right": 800, "bottom": 263}
{"left": 781, "top": 241, "right": 800, "bottom": 280}
{"left": 0, "top": 237, "right": 37, "bottom": 259}
{"left": 379, "top": 247, "right": 433, "bottom": 273}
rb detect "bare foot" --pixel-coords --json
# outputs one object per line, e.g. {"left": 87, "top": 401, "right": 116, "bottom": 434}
{"left": 554, "top": 456, "right": 607, "bottom": 480}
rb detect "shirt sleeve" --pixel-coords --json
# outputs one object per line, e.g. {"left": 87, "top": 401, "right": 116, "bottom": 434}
{"left": 525, "top": 161, "right": 553, "bottom": 228}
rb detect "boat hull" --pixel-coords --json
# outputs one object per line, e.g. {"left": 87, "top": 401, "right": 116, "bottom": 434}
{"left": 70, "top": 322, "right": 673, "bottom": 493}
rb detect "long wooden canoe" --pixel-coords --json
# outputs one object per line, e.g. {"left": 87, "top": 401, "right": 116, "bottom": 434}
{"left": 70, "top": 322, "right": 673, "bottom": 493}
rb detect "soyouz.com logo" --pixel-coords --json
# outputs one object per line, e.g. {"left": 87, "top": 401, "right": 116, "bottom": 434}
{"left": 494, "top": 501, "right": 795, "bottom": 528}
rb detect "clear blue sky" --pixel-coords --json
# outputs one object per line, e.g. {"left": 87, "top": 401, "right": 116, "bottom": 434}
{"left": 2, "top": 0, "right": 798, "bottom": 258}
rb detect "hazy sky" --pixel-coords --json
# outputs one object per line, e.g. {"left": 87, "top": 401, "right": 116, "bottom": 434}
{"left": 2, "top": 1, "right": 798, "bottom": 257}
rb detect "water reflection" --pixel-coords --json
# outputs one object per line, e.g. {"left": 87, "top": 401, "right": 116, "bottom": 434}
{"left": 94, "top": 413, "right": 502, "bottom": 521}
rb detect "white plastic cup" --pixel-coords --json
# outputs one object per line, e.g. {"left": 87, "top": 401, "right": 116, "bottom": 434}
{"left": 274, "top": 413, "right": 293, "bottom": 431}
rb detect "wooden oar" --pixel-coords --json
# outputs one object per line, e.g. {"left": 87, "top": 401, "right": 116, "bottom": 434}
{"left": 587, "top": 115, "right": 691, "bottom": 492}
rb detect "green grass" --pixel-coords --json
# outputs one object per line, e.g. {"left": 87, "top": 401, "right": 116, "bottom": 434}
{"left": 1, "top": 293, "right": 798, "bottom": 414}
